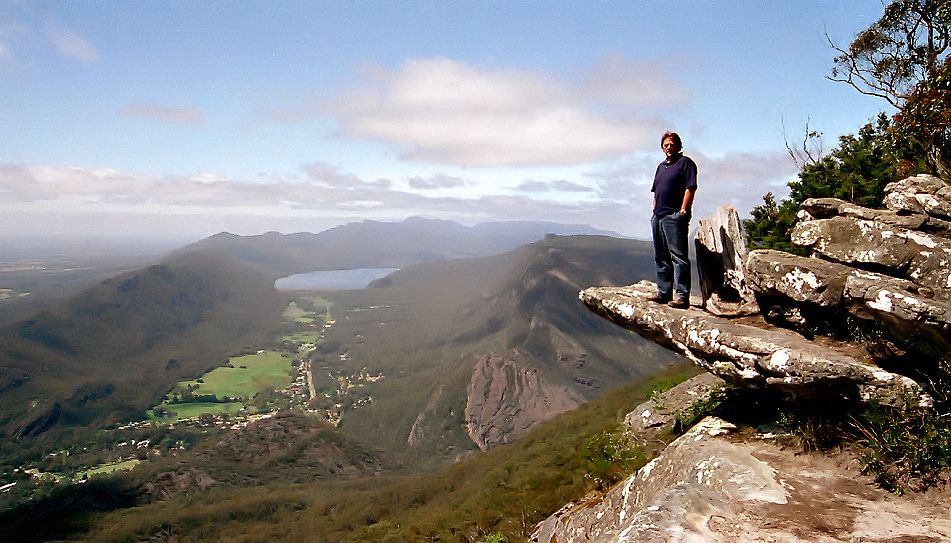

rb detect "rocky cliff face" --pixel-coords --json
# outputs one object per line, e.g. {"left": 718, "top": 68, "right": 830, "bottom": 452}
{"left": 464, "top": 352, "right": 584, "bottom": 450}
{"left": 533, "top": 174, "right": 951, "bottom": 542}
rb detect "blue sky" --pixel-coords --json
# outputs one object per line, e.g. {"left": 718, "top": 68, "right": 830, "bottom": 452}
{"left": 1, "top": 1, "right": 892, "bottom": 243}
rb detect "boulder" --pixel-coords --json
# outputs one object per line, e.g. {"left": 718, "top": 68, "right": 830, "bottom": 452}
{"left": 746, "top": 249, "right": 951, "bottom": 363}
{"left": 746, "top": 249, "right": 851, "bottom": 307}
{"left": 694, "top": 205, "right": 759, "bottom": 316}
{"left": 791, "top": 215, "right": 951, "bottom": 293}
{"left": 580, "top": 281, "right": 930, "bottom": 407}
{"left": 531, "top": 416, "right": 951, "bottom": 543}
{"left": 623, "top": 372, "right": 725, "bottom": 451}
{"left": 884, "top": 173, "right": 951, "bottom": 220}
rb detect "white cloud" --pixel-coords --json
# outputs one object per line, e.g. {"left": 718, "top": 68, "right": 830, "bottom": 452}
{"left": 48, "top": 25, "right": 98, "bottom": 64}
{"left": 118, "top": 103, "right": 206, "bottom": 126}
{"left": 325, "top": 57, "right": 679, "bottom": 167}
{"left": 2, "top": 152, "right": 793, "bottom": 242}
{"left": 0, "top": 162, "right": 649, "bottom": 239}
{"left": 303, "top": 161, "right": 392, "bottom": 189}
{"left": 588, "top": 149, "right": 797, "bottom": 221}
{"left": 690, "top": 150, "right": 796, "bottom": 218}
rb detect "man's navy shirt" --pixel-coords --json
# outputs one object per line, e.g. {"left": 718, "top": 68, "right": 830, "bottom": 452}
{"left": 651, "top": 153, "right": 698, "bottom": 217}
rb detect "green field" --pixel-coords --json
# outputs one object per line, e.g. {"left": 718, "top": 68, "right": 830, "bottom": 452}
{"left": 185, "top": 351, "right": 294, "bottom": 399}
{"left": 149, "top": 401, "right": 245, "bottom": 422}
{"left": 282, "top": 301, "right": 314, "bottom": 324}
{"left": 281, "top": 296, "right": 332, "bottom": 325}
{"left": 78, "top": 459, "right": 141, "bottom": 479}
{"left": 145, "top": 295, "right": 328, "bottom": 423}
{"left": 149, "top": 351, "right": 293, "bottom": 422}
{"left": 282, "top": 332, "right": 320, "bottom": 345}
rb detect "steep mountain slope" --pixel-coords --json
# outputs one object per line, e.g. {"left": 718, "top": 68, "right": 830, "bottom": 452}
{"left": 316, "top": 235, "right": 683, "bottom": 462}
{"left": 0, "top": 249, "right": 287, "bottom": 444}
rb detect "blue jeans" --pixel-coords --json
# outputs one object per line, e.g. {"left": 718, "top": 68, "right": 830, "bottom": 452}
{"left": 651, "top": 212, "right": 691, "bottom": 300}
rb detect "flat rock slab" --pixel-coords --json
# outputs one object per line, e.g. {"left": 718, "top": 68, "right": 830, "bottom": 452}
{"left": 580, "top": 281, "right": 929, "bottom": 406}
{"left": 531, "top": 417, "right": 951, "bottom": 543}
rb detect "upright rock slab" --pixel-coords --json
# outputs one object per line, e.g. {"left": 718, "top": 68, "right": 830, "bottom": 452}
{"left": 694, "top": 205, "right": 759, "bottom": 316}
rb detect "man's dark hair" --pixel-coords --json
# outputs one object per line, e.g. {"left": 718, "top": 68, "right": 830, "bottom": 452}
{"left": 661, "top": 131, "right": 682, "bottom": 150}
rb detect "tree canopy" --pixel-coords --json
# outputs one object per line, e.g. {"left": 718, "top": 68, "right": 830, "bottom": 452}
{"left": 744, "top": 114, "right": 924, "bottom": 252}
{"left": 829, "top": 0, "right": 950, "bottom": 107}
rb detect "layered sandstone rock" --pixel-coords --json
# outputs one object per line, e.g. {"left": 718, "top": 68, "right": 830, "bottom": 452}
{"left": 694, "top": 205, "right": 759, "bottom": 316}
{"left": 580, "top": 281, "right": 929, "bottom": 407}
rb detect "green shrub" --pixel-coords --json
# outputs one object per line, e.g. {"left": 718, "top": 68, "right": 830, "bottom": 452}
{"left": 579, "top": 429, "right": 644, "bottom": 490}
{"left": 852, "top": 396, "right": 951, "bottom": 494}
{"left": 673, "top": 386, "right": 729, "bottom": 432}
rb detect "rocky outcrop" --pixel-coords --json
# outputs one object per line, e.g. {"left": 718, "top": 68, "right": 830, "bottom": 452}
{"left": 791, "top": 175, "right": 951, "bottom": 297}
{"left": 465, "top": 352, "right": 583, "bottom": 450}
{"left": 532, "top": 416, "right": 951, "bottom": 543}
{"left": 580, "top": 174, "right": 951, "bottom": 407}
{"left": 536, "top": 174, "right": 951, "bottom": 542}
{"left": 791, "top": 215, "right": 951, "bottom": 293}
{"left": 747, "top": 249, "right": 951, "bottom": 361}
{"left": 581, "top": 281, "right": 929, "bottom": 407}
{"left": 770, "top": 175, "right": 951, "bottom": 366}
{"left": 884, "top": 173, "right": 951, "bottom": 221}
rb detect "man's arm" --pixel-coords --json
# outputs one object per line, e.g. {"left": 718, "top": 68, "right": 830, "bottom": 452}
{"left": 680, "top": 187, "right": 695, "bottom": 214}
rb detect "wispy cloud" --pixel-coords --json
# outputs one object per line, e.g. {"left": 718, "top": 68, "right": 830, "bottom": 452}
{"left": 578, "top": 54, "right": 689, "bottom": 109}
{"left": 0, "top": 20, "right": 28, "bottom": 63}
{"left": 118, "top": 103, "right": 206, "bottom": 126}
{"left": 513, "top": 179, "right": 594, "bottom": 193}
{"left": 47, "top": 25, "right": 98, "bottom": 64}
{"left": 690, "top": 150, "right": 796, "bottom": 217}
{"left": 303, "top": 161, "right": 392, "bottom": 189}
{"left": 0, "top": 149, "right": 798, "bottom": 241}
{"left": 407, "top": 173, "right": 467, "bottom": 190}
{"left": 0, "top": 162, "right": 643, "bottom": 238}
{"left": 314, "top": 56, "right": 680, "bottom": 168}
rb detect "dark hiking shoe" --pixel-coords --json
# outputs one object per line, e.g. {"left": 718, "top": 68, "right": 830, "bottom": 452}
{"left": 667, "top": 298, "right": 689, "bottom": 309}
{"left": 647, "top": 295, "right": 671, "bottom": 303}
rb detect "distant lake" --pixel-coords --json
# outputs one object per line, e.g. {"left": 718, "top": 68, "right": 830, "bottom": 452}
{"left": 274, "top": 268, "right": 399, "bottom": 291}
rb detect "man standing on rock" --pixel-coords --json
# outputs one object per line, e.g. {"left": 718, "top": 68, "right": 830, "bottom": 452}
{"left": 649, "top": 131, "right": 697, "bottom": 308}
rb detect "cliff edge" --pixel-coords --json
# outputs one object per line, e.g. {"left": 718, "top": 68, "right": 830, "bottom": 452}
{"left": 533, "top": 174, "right": 951, "bottom": 542}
